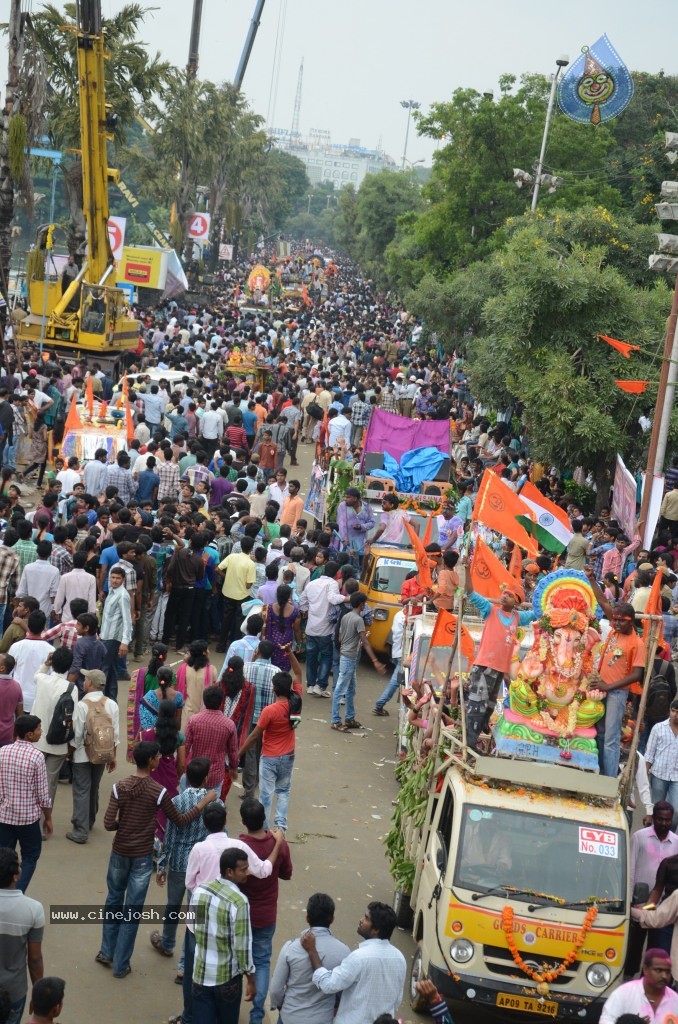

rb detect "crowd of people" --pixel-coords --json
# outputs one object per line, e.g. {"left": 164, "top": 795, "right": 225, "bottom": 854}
{"left": 0, "top": 242, "right": 676, "bottom": 1024}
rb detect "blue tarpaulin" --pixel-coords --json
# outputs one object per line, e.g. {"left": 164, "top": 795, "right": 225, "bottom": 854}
{"left": 369, "top": 446, "right": 447, "bottom": 493}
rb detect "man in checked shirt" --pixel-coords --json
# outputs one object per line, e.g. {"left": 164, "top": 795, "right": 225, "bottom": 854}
{"left": 0, "top": 714, "right": 53, "bottom": 892}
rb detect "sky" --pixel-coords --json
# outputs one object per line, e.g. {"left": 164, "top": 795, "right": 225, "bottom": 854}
{"left": 104, "top": 0, "right": 678, "bottom": 165}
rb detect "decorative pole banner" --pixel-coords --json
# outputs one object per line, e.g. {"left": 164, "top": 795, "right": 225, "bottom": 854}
{"left": 558, "top": 35, "right": 634, "bottom": 125}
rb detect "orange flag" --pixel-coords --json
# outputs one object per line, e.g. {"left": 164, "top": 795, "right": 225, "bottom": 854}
{"left": 85, "top": 374, "right": 94, "bottom": 419}
{"left": 98, "top": 401, "right": 108, "bottom": 422}
{"left": 63, "top": 393, "right": 83, "bottom": 435}
{"left": 301, "top": 283, "right": 311, "bottom": 306}
{"left": 597, "top": 334, "right": 640, "bottom": 359}
{"left": 471, "top": 536, "right": 518, "bottom": 599}
{"left": 430, "top": 608, "right": 476, "bottom": 662}
{"left": 509, "top": 543, "right": 523, "bottom": 582}
{"left": 403, "top": 519, "right": 434, "bottom": 591}
{"left": 234, "top": 283, "right": 240, "bottom": 299}
{"left": 643, "top": 564, "right": 665, "bottom": 651}
{"left": 422, "top": 512, "right": 433, "bottom": 548}
{"left": 125, "top": 400, "right": 135, "bottom": 442}
{"left": 472, "top": 471, "right": 538, "bottom": 557}
{"left": 615, "top": 380, "right": 649, "bottom": 394}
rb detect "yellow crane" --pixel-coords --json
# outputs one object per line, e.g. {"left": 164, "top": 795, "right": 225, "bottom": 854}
{"left": 18, "top": 0, "right": 138, "bottom": 363}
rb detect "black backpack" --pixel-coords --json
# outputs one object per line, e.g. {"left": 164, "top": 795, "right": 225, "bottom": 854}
{"left": 306, "top": 402, "right": 324, "bottom": 421}
{"left": 46, "top": 682, "right": 77, "bottom": 746}
{"left": 645, "top": 661, "right": 672, "bottom": 729}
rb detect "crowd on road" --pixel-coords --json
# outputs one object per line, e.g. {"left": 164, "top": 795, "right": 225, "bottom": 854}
{"left": 1, "top": 243, "right": 678, "bottom": 1024}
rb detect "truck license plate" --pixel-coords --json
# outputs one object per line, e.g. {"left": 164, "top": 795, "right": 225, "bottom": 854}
{"left": 496, "top": 993, "right": 558, "bottom": 1016}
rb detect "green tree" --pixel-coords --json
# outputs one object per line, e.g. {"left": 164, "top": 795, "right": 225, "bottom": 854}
{"left": 461, "top": 208, "right": 670, "bottom": 499}
{"left": 352, "top": 169, "right": 422, "bottom": 280}
{"left": 264, "top": 150, "right": 310, "bottom": 228}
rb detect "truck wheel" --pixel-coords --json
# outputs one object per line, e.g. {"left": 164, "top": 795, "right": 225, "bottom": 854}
{"left": 392, "top": 887, "right": 414, "bottom": 931}
{"left": 410, "top": 943, "right": 429, "bottom": 1013}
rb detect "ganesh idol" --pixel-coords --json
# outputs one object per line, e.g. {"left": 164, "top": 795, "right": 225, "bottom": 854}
{"left": 493, "top": 569, "right": 606, "bottom": 770}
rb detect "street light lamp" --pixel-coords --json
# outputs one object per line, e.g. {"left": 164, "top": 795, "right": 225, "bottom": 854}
{"left": 401, "top": 99, "right": 421, "bottom": 171}
{"left": 531, "top": 55, "right": 569, "bottom": 211}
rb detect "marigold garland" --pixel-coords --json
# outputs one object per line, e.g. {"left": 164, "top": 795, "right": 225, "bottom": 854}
{"left": 501, "top": 904, "right": 598, "bottom": 993}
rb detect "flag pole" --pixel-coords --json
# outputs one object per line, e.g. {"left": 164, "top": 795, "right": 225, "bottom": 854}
{"left": 638, "top": 272, "right": 678, "bottom": 533}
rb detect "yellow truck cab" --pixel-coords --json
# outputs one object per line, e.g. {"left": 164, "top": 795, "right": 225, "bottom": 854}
{"left": 359, "top": 545, "right": 416, "bottom": 655}
{"left": 392, "top": 613, "right": 630, "bottom": 1023}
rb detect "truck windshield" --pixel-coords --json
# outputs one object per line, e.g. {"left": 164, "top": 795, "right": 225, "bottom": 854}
{"left": 373, "top": 558, "right": 413, "bottom": 594}
{"left": 454, "top": 805, "right": 625, "bottom": 911}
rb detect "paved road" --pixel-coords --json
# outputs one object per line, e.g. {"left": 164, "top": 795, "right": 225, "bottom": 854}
{"left": 24, "top": 441, "right": 424, "bottom": 1023}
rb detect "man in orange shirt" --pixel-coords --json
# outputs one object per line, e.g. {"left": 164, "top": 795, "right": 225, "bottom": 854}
{"left": 586, "top": 568, "right": 647, "bottom": 777}
{"left": 280, "top": 480, "right": 304, "bottom": 529}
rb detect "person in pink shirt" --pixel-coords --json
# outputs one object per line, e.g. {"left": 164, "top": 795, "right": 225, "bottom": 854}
{"left": 0, "top": 653, "right": 22, "bottom": 745}
{"left": 173, "top": 802, "right": 284, "bottom": 1024}
{"left": 602, "top": 531, "right": 641, "bottom": 581}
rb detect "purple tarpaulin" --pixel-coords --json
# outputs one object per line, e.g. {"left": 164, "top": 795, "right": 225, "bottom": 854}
{"left": 362, "top": 409, "right": 451, "bottom": 464}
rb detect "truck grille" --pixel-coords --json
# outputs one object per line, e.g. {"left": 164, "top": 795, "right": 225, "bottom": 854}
{"left": 483, "top": 944, "right": 577, "bottom": 987}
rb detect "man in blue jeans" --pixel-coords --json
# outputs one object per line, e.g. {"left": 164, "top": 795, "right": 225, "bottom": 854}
{"left": 239, "top": 798, "right": 293, "bottom": 1024}
{"left": 98, "top": 741, "right": 216, "bottom": 978}
{"left": 0, "top": 715, "right": 53, "bottom": 893}
{"left": 151, "top": 757, "right": 212, "bottom": 961}
{"left": 331, "top": 592, "right": 385, "bottom": 732}
{"left": 300, "top": 563, "right": 346, "bottom": 696}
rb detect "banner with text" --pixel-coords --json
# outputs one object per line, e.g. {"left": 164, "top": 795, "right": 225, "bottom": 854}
{"left": 611, "top": 454, "right": 637, "bottom": 540}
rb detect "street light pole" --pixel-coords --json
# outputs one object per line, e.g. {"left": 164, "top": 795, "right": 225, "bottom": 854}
{"left": 531, "top": 56, "right": 569, "bottom": 212}
{"left": 401, "top": 100, "right": 420, "bottom": 171}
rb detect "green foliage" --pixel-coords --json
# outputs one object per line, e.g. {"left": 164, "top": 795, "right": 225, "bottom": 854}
{"left": 463, "top": 209, "right": 670, "bottom": 479}
{"left": 8, "top": 114, "right": 26, "bottom": 183}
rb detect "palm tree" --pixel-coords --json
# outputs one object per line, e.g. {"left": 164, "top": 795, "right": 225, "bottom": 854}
{"left": 28, "top": 2, "right": 172, "bottom": 253}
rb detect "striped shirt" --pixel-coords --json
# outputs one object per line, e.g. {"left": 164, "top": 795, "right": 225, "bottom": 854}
{"left": 157, "top": 459, "right": 180, "bottom": 501}
{"left": 14, "top": 539, "right": 37, "bottom": 576}
{"left": 0, "top": 739, "right": 51, "bottom": 825}
{"left": 192, "top": 878, "right": 254, "bottom": 987}
{"left": 103, "top": 774, "right": 203, "bottom": 857}
{"left": 106, "top": 464, "right": 136, "bottom": 505}
{"left": 162, "top": 786, "right": 211, "bottom": 873}
{"left": 646, "top": 719, "right": 678, "bottom": 782}
{"left": 244, "top": 658, "right": 276, "bottom": 724}
{"left": 0, "top": 545, "right": 19, "bottom": 603}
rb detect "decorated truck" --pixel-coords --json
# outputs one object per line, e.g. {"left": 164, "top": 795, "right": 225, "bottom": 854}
{"left": 388, "top": 570, "right": 661, "bottom": 1022}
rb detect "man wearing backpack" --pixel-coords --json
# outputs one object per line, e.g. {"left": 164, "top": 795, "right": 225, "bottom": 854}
{"left": 67, "top": 669, "right": 119, "bottom": 845}
{"left": 30, "top": 648, "right": 76, "bottom": 827}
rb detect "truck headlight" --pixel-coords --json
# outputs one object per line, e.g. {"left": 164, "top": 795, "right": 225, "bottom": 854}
{"left": 450, "top": 938, "right": 474, "bottom": 964}
{"left": 373, "top": 608, "right": 389, "bottom": 621}
{"left": 586, "top": 963, "right": 611, "bottom": 988}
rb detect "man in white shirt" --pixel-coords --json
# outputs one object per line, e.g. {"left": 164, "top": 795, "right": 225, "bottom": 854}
{"left": 54, "top": 551, "right": 97, "bottom": 618}
{"left": 301, "top": 901, "right": 406, "bottom": 1024}
{"left": 67, "top": 668, "right": 118, "bottom": 844}
{"left": 56, "top": 457, "right": 82, "bottom": 496}
{"left": 10, "top": 610, "right": 56, "bottom": 711}
{"left": 268, "top": 471, "right": 289, "bottom": 518}
{"left": 328, "top": 408, "right": 351, "bottom": 450}
{"left": 17, "top": 542, "right": 60, "bottom": 620}
{"left": 299, "top": 564, "right": 347, "bottom": 696}
{"left": 82, "top": 449, "right": 109, "bottom": 497}
{"left": 599, "top": 949, "right": 678, "bottom": 1024}
{"left": 199, "top": 402, "right": 223, "bottom": 461}
{"left": 31, "top": 646, "right": 77, "bottom": 818}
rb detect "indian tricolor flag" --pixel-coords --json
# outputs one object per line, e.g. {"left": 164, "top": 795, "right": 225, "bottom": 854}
{"left": 516, "top": 481, "right": 573, "bottom": 554}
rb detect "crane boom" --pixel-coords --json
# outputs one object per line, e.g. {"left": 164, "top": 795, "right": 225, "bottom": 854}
{"left": 234, "top": 0, "right": 267, "bottom": 91}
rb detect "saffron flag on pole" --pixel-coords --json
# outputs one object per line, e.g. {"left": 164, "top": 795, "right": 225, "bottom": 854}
{"left": 643, "top": 564, "right": 664, "bottom": 651}
{"left": 509, "top": 543, "right": 523, "bottom": 582}
{"left": 85, "top": 374, "right": 94, "bottom": 419}
{"left": 470, "top": 536, "right": 517, "bottom": 599}
{"left": 430, "top": 608, "right": 475, "bottom": 662}
{"left": 125, "top": 400, "right": 135, "bottom": 443}
{"left": 403, "top": 519, "right": 434, "bottom": 591}
{"left": 472, "top": 471, "right": 538, "bottom": 557}
{"left": 516, "top": 480, "right": 574, "bottom": 554}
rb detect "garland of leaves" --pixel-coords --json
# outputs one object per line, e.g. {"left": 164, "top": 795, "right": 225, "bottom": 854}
{"left": 8, "top": 114, "right": 26, "bottom": 184}
{"left": 384, "top": 742, "right": 436, "bottom": 892}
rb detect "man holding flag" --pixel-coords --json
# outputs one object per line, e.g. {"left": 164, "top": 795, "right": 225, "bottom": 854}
{"left": 462, "top": 551, "right": 537, "bottom": 752}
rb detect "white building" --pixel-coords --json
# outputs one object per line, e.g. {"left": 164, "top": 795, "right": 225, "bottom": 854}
{"left": 271, "top": 129, "right": 397, "bottom": 189}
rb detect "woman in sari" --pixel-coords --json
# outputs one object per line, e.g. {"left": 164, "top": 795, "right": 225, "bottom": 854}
{"left": 140, "top": 700, "right": 185, "bottom": 841}
{"left": 177, "top": 639, "right": 218, "bottom": 730}
{"left": 263, "top": 584, "right": 301, "bottom": 671}
{"left": 219, "top": 656, "right": 254, "bottom": 799}
{"left": 126, "top": 643, "right": 175, "bottom": 761}
{"left": 138, "top": 667, "right": 183, "bottom": 733}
